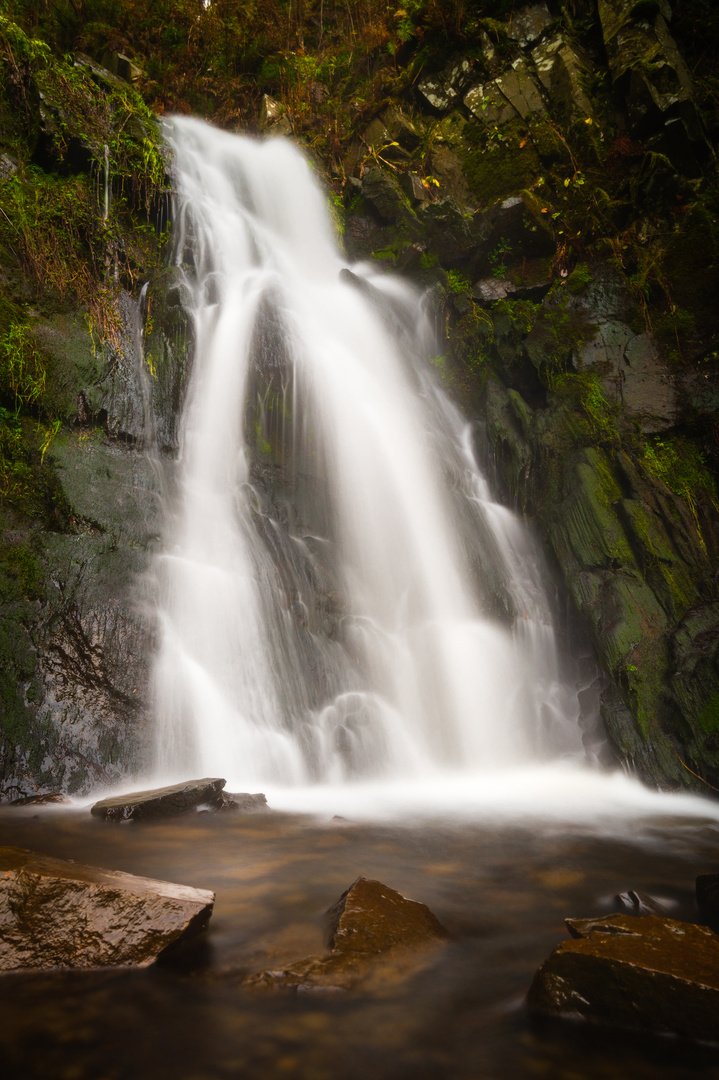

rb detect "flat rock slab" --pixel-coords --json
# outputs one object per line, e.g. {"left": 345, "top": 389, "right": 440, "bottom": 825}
{"left": 91, "top": 777, "right": 227, "bottom": 821}
{"left": 0, "top": 847, "right": 214, "bottom": 973}
{"left": 528, "top": 913, "right": 719, "bottom": 1041}
{"left": 244, "top": 877, "right": 448, "bottom": 993}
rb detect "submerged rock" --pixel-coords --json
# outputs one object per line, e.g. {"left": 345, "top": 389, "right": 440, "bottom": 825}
{"left": 10, "top": 792, "right": 71, "bottom": 807}
{"left": 90, "top": 777, "right": 227, "bottom": 821}
{"left": 528, "top": 913, "right": 719, "bottom": 1041}
{"left": 244, "top": 877, "right": 448, "bottom": 992}
{"left": 0, "top": 846, "right": 214, "bottom": 972}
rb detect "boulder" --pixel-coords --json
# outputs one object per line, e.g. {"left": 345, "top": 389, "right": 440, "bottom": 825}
{"left": 506, "top": 2, "right": 553, "bottom": 47}
{"left": 528, "top": 913, "right": 719, "bottom": 1041}
{"left": 417, "top": 57, "right": 473, "bottom": 112}
{"left": 90, "top": 777, "right": 227, "bottom": 821}
{"left": 0, "top": 846, "right": 214, "bottom": 972}
{"left": 244, "top": 877, "right": 448, "bottom": 992}
{"left": 360, "top": 168, "right": 419, "bottom": 232}
{"left": 532, "top": 36, "right": 594, "bottom": 119}
{"left": 325, "top": 876, "right": 448, "bottom": 954}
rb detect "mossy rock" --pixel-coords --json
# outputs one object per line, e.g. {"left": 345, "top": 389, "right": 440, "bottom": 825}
{"left": 462, "top": 118, "right": 542, "bottom": 204}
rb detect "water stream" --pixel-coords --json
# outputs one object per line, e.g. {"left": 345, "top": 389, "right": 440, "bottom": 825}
{"left": 151, "top": 116, "right": 586, "bottom": 795}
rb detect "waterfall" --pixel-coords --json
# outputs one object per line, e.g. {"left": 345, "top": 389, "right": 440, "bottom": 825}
{"left": 151, "top": 116, "right": 586, "bottom": 791}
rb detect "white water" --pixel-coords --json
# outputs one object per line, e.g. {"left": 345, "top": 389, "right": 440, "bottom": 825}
{"left": 149, "top": 118, "right": 711, "bottom": 824}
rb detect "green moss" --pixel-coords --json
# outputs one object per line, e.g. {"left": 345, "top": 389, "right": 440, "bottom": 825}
{"left": 462, "top": 118, "right": 541, "bottom": 204}
{"left": 566, "top": 262, "right": 592, "bottom": 294}
{"left": 698, "top": 691, "right": 719, "bottom": 735}
{"left": 642, "top": 434, "right": 717, "bottom": 508}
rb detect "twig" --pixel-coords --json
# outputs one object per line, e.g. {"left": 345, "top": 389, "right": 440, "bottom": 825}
{"left": 673, "top": 748, "right": 719, "bottom": 792}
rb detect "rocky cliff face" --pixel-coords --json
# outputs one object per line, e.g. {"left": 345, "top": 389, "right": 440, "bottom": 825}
{"left": 331, "top": 0, "right": 719, "bottom": 790}
{"left": 1, "top": 0, "right": 718, "bottom": 797}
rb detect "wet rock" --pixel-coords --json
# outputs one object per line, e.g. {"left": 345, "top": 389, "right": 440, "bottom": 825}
{"left": 90, "top": 777, "right": 227, "bottom": 822}
{"left": 244, "top": 877, "right": 448, "bottom": 992}
{"left": 0, "top": 846, "right": 214, "bottom": 972}
{"left": 577, "top": 323, "right": 677, "bottom": 432}
{"left": 417, "top": 198, "right": 475, "bottom": 268}
{"left": 325, "top": 876, "right": 449, "bottom": 954}
{"left": 360, "top": 167, "right": 417, "bottom": 229}
{"left": 613, "top": 890, "right": 670, "bottom": 916}
{"left": 10, "top": 793, "right": 71, "bottom": 807}
{"left": 217, "top": 791, "right": 269, "bottom": 814}
{"left": 528, "top": 913, "right": 719, "bottom": 1040}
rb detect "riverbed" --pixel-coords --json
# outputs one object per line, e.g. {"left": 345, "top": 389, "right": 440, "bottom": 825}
{"left": 2, "top": 782, "right": 719, "bottom": 1080}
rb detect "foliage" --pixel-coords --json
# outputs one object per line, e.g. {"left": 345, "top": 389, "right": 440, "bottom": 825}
{"left": 0, "top": 323, "right": 45, "bottom": 413}
{"left": 642, "top": 435, "right": 718, "bottom": 510}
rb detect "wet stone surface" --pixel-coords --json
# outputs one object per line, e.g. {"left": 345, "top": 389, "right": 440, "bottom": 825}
{"left": 0, "top": 845, "right": 214, "bottom": 972}
{"left": 528, "top": 913, "right": 719, "bottom": 1041}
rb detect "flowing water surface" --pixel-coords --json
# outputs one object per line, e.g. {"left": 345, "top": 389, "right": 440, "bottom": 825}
{"left": 2, "top": 802, "right": 719, "bottom": 1079}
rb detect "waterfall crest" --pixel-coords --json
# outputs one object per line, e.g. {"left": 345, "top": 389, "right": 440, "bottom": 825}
{"left": 152, "top": 116, "right": 585, "bottom": 789}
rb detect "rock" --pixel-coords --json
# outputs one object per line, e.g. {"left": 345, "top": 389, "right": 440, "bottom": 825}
{"left": 361, "top": 118, "right": 409, "bottom": 162}
{"left": 577, "top": 323, "right": 677, "bottom": 432}
{"left": 326, "top": 877, "right": 449, "bottom": 954}
{"left": 506, "top": 2, "right": 553, "bottom": 46}
{"left": 259, "top": 93, "right": 282, "bottom": 127}
{"left": 613, "top": 890, "right": 670, "bottom": 916}
{"left": 597, "top": 0, "right": 709, "bottom": 166}
{"left": 10, "top": 792, "right": 71, "bottom": 806}
{"left": 0, "top": 846, "right": 214, "bottom": 972}
{"left": 101, "top": 51, "right": 142, "bottom": 84}
{"left": 360, "top": 168, "right": 418, "bottom": 230}
{"left": 0, "top": 152, "right": 18, "bottom": 180}
{"left": 380, "top": 105, "right": 422, "bottom": 151}
{"left": 90, "top": 777, "right": 227, "bottom": 822}
{"left": 417, "top": 198, "right": 475, "bottom": 268}
{"left": 528, "top": 913, "right": 719, "bottom": 1041}
{"left": 463, "top": 81, "right": 517, "bottom": 126}
{"left": 417, "top": 57, "right": 473, "bottom": 112}
{"left": 532, "top": 36, "right": 594, "bottom": 119}
{"left": 472, "top": 278, "right": 516, "bottom": 304}
{"left": 244, "top": 877, "right": 448, "bottom": 992}
{"left": 217, "top": 791, "right": 269, "bottom": 813}
{"left": 259, "top": 95, "right": 293, "bottom": 137}
{"left": 494, "top": 60, "right": 544, "bottom": 119}
{"left": 399, "top": 171, "right": 432, "bottom": 205}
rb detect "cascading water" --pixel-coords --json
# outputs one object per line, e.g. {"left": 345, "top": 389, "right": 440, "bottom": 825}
{"left": 152, "top": 116, "right": 587, "bottom": 795}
